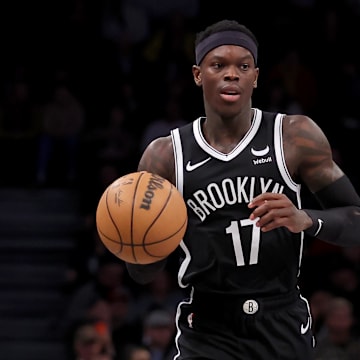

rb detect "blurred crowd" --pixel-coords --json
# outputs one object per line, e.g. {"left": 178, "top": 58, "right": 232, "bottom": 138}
{"left": 1, "top": 0, "right": 360, "bottom": 359}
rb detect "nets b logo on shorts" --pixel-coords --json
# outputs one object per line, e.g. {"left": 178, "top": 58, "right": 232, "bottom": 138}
{"left": 243, "top": 300, "right": 259, "bottom": 314}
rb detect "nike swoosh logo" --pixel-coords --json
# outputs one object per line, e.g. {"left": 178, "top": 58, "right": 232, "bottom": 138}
{"left": 300, "top": 316, "right": 310, "bottom": 335}
{"left": 186, "top": 157, "right": 211, "bottom": 171}
{"left": 314, "top": 219, "right": 323, "bottom": 237}
{"left": 251, "top": 146, "right": 270, "bottom": 157}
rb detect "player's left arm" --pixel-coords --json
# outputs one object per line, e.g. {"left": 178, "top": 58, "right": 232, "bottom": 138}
{"left": 248, "top": 114, "right": 360, "bottom": 246}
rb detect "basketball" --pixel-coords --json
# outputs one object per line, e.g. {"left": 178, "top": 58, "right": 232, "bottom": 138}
{"left": 95, "top": 171, "right": 188, "bottom": 264}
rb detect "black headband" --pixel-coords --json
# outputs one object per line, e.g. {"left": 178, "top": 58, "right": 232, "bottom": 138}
{"left": 195, "top": 30, "right": 258, "bottom": 65}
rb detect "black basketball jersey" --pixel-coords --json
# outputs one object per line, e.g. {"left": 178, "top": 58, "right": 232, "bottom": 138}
{"left": 170, "top": 108, "right": 304, "bottom": 296}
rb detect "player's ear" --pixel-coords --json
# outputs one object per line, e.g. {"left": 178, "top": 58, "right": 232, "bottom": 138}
{"left": 192, "top": 65, "right": 202, "bottom": 87}
{"left": 253, "top": 68, "right": 259, "bottom": 89}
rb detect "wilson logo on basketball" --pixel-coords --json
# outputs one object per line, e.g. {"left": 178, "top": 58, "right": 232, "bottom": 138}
{"left": 140, "top": 174, "right": 166, "bottom": 210}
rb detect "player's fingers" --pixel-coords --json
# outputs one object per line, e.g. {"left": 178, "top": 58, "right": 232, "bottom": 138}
{"left": 249, "top": 192, "right": 285, "bottom": 208}
{"left": 253, "top": 207, "right": 291, "bottom": 230}
{"left": 258, "top": 217, "right": 288, "bottom": 232}
{"left": 249, "top": 198, "right": 289, "bottom": 220}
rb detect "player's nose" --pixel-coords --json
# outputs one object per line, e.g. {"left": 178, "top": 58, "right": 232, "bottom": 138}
{"left": 224, "top": 66, "right": 240, "bottom": 81}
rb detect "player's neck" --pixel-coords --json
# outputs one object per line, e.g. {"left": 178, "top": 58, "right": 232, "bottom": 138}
{"left": 201, "top": 108, "right": 254, "bottom": 154}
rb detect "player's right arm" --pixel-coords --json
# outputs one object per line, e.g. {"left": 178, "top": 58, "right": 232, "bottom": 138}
{"left": 126, "top": 136, "right": 175, "bottom": 284}
{"left": 137, "top": 136, "right": 176, "bottom": 184}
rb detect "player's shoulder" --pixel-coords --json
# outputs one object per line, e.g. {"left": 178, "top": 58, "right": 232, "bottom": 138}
{"left": 283, "top": 113, "right": 313, "bottom": 125}
{"left": 282, "top": 113, "right": 320, "bottom": 136}
{"left": 258, "top": 108, "right": 322, "bottom": 139}
{"left": 259, "top": 108, "right": 312, "bottom": 126}
{"left": 139, "top": 135, "right": 175, "bottom": 183}
{"left": 146, "top": 135, "right": 173, "bottom": 154}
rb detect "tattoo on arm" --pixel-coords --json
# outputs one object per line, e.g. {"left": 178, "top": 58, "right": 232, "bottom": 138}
{"left": 138, "top": 137, "right": 175, "bottom": 184}
{"left": 283, "top": 115, "right": 343, "bottom": 192}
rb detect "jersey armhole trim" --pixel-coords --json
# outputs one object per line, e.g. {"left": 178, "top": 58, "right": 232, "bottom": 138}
{"left": 274, "top": 113, "right": 299, "bottom": 192}
{"left": 170, "top": 128, "right": 190, "bottom": 289}
{"left": 171, "top": 128, "right": 184, "bottom": 195}
{"left": 274, "top": 114, "right": 304, "bottom": 275}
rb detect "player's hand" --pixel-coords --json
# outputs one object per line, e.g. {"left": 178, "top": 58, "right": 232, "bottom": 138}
{"left": 248, "top": 192, "right": 312, "bottom": 233}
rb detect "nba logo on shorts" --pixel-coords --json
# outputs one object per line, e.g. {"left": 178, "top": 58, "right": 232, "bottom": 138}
{"left": 187, "top": 312, "right": 194, "bottom": 328}
{"left": 243, "top": 300, "right": 259, "bottom": 314}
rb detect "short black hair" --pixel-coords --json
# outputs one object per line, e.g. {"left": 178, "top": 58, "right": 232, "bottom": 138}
{"left": 195, "top": 19, "right": 258, "bottom": 48}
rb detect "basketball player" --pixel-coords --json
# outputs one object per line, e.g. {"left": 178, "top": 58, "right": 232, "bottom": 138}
{"left": 125, "top": 19, "right": 360, "bottom": 359}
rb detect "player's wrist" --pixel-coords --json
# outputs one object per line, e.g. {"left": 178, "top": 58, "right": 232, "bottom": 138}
{"left": 126, "top": 258, "right": 167, "bottom": 284}
{"left": 302, "top": 210, "right": 321, "bottom": 237}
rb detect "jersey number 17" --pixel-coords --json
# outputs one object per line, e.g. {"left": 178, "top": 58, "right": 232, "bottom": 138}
{"left": 226, "top": 219, "right": 260, "bottom": 266}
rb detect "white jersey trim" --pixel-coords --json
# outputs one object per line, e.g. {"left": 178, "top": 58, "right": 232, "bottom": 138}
{"left": 173, "top": 288, "right": 194, "bottom": 360}
{"left": 274, "top": 113, "right": 304, "bottom": 275}
{"left": 274, "top": 113, "right": 299, "bottom": 192}
{"left": 171, "top": 127, "right": 191, "bottom": 289}
{"left": 193, "top": 108, "right": 262, "bottom": 161}
{"left": 171, "top": 128, "right": 184, "bottom": 194}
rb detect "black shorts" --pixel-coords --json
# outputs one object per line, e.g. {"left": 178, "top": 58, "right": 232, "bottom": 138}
{"left": 173, "top": 290, "right": 315, "bottom": 360}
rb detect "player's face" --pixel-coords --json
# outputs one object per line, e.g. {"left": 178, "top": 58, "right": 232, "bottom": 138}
{"left": 193, "top": 45, "right": 259, "bottom": 118}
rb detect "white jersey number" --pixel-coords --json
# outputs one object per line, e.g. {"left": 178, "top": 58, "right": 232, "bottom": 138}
{"left": 225, "top": 219, "right": 260, "bottom": 266}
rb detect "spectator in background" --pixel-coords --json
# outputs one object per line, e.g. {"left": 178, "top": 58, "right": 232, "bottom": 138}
{"left": 327, "top": 261, "right": 360, "bottom": 320}
{"left": 109, "top": 286, "right": 143, "bottom": 357}
{"left": 68, "top": 318, "right": 115, "bottom": 360}
{"left": 36, "top": 84, "right": 85, "bottom": 186}
{"left": 63, "top": 268, "right": 141, "bottom": 359}
{"left": 133, "top": 268, "right": 183, "bottom": 321}
{"left": 58, "top": 254, "right": 130, "bottom": 338}
{"left": 314, "top": 297, "right": 360, "bottom": 360}
{"left": 142, "top": 309, "right": 177, "bottom": 360}
{"left": 120, "top": 343, "right": 151, "bottom": 360}
{"left": 309, "top": 289, "right": 334, "bottom": 342}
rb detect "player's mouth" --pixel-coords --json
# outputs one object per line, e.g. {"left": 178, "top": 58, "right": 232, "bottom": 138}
{"left": 220, "top": 85, "right": 241, "bottom": 102}
{"left": 220, "top": 91, "right": 240, "bottom": 102}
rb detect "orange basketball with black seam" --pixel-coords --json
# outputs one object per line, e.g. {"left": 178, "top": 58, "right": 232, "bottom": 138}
{"left": 96, "top": 171, "right": 187, "bottom": 264}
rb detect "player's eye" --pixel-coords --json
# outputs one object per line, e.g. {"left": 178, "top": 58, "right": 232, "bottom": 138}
{"left": 241, "top": 64, "right": 250, "bottom": 70}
